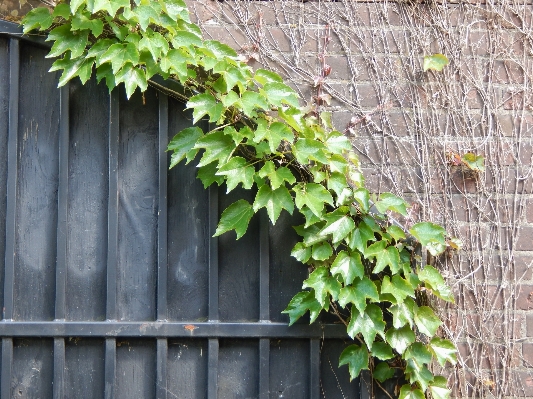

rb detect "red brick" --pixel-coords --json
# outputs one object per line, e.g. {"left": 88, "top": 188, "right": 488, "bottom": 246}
{"left": 516, "top": 284, "right": 533, "bottom": 310}
{"left": 526, "top": 314, "right": 533, "bottom": 336}
{"left": 516, "top": 226, "right": 533, "bottom": 251}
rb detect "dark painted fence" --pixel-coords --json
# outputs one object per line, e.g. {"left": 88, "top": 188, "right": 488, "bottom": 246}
{"left": 0, "top": 20, "right": 364, "bottom": 399}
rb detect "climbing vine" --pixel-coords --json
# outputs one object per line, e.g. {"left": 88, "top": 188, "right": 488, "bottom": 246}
{"left": 22, "top": 1, "right": 457, "bottom": 397}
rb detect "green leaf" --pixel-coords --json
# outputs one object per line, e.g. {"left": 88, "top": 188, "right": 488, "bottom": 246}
{"left": 409, "top": 222, "right": 446, "bottom": 256}
{"left": 347, "top": 305, "right": 386, "bottom": 347}
{"left": 95, "top": 63, "right": 115, "bottom": 92}
{"left": 294, "top": 138, "right": 329, "bottom": 164}
{"left": 404, "top": 342, "right": 432, "bottom": 366}
{"left": 46, "top": 24, "right": 89, "bottom": 59}
{"left": 22, "top": 7, "right": 54, "bottom": 33}
{"left": 353, "top": 188, "right": 370, "bottom": 212}
{"left": 294, "top": 183, "right": 334, "bottom": 217}
{"left": 114, "top": 64, "right": 147, "bottom": 98}
{"left": 300, "top": 206, "right": 322, "bottom": 228}
{"left": 418, "top": 265, "right": 454, "bottom": 302}
{"left": 214, "top": 199, "right": 254, "bottom": 239}
{"left": 374, "top": 193, "right": 408, "bottom": 216}
{"left": 339, "top": 344, "right": 369, "bottom": 381}
{"left": 311, "top": 242, "right": 333, "bottom": 261}
{"left": 204, "top": 40, "right": 238, "bottom": 58}
{"left": 325, "top": 134, "right": 351, "bottom": 154}
{"left": 371, "top": 342, "right": 394, "bottom": 360}
{"left": 405, "top": 360, "right": 434, "bottom": 391}
{"left": 429, "top": 337, "right": 457, "bottom": 366}
{"left": 414, "top": 306, "right": 442, "bottom": 337}
{"left": 187, "top": 93, "right": 223, "bottom": 124}
{"left": 365, "top": 241, "right": 401, "bottom": 274}
{"left": 139, "top": 30, "right": 169, "bottom": 60}
{"left": 70, "top": 0, "right": 86, "bottom": 14}
{"left": 253, "top": 184, "right": 294, "bottom": 224}
{"left": 429, "top": 377, "right": 451, "bottom": 399}
{"left": 194, "top": 131, "right": 234, "bottom": 168}
{"left": 49, "top": 55, "right": 93, "bottom": 87}
{"left": 330, "top": 251, "right": 364, "bottom": 285}
{"left": 197, "top": 162, "right": 225, "bottom": 188}
{"left": 92, "top": 0, "right": 130, "bottom": 17}
{"left": 239, "top": 91, "right": 269, "bottom": 117}
{"left": 423, "top": 54, "right": 449, "bottom": 72}
{"left": 291, "top": 242, "right": 312, "bottom": 263}
{"left": 86, "top": 39, "right": 117, "bottom": 59}
{"left": 381, "top": 275, "right": 415, "bottom": 303}
{"left": 338, "top": 277, "right": 379, "bottom": 313}
{"left": 257, "top": 162, "right": 296, "bottom": 190}
{"left": 217, "top": 157, "right": 255, "bottom": 193}
{"left": 320, "top": 214, "right": 355, "bottom": 244}
{"left": 167, "top": 127, "right": 203, "bottom": 168}
{"left": 387, "top": 225, "right": 406, "bottom": 241}
{"left": 161, "top": 0, "right": 189, "bottom": 21}
{"left": 71, "top": 14, "right": 104, "bottom": 37}
{"left": 399, "top": 385, "right": 425, "bottom": 399}
{"left": 172, "top": 31, "right": 203, "bottom": 48}
{"left": 461, "top": 152, "right": 485, "bottom": 172}
{"left": 261, "top": 82, "right": 300, "bottom": 108}
{"left": 133, "top": 4, "right": 161, "bottom": 31}
{"left": 385, "top": 326, "right": 415, "bottom": 354}
{"left": 373, "top": 363, "right": 395, "bottom": 383}
{"left": 52, "top": 3, "right": 71, "bottom": 19}
{"left": 97, "top": 42, "right": 140, "bottom": 74}
{"left": 347, "top": 222, "right": 375, "bottom": 253}
{"left": 254, "top": 121, "right": 293, "bottom": 153}
{"left": 389, "top": 297, "right": 416, "bottom": 328}
{"left": 294, "top": 224, "right": 326, "bottom": 247}
{"left": 303, "top": 267, "right": 340, "bottom": 307}
{"left": 282, "top": 290, "right": 322, "bottom": 325}
{"left": 254, "top": 69, "right": 283, "bottom": 85}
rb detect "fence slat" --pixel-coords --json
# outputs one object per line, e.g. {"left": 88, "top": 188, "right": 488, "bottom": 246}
{"left": 53, "top": 338, "right": 66, "bottom": 399}
{"left": 209, "top": 185, "right": 219, "bottom": 322}
{"left": 208, "top": 338, "right": 219, "bottom": 399}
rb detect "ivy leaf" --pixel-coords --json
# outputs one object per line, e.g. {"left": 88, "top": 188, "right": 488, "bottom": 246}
{"left": 167, "top": 127, "right": 203, "bottom": 168}
{"left": 373, "top": 363, "right": 395, "bottom": 383}
{"left": 405, "top": 343, "right": 432, "bottom": 368}
{"left": 429, "top": 377, "right": 451, "bottom": 399}
{"left": 418, "top": 265, "right": 454, "bottom": 303}
{"left": 213, "top": 199, "right": 254, "bottom": 239}
{"left": 257, "top": 161, "right": 296, "bottom": 190}
{"left": 187, "top": 93, "right": 223, "bottom": 124}
{"left": 49, "top": 55, "right": 93, "bottom": 87}
{"left": 461, "top": 152, "right": 485, "bottom": 172}
{"left": 374, "top": 192, "right": 408, "bottom": 216}
{"left": 92, "top": 0, "right": 130, "bottom": 17}
{"left": 371, "top": 342, "right": 394, "bottom": 361}
{"left": 330, "top": 251, "right": 364, "bottom": 285}
{"left": 381, "top": 275, "right": 415, "bottom": 303}
{"left": 161, "top": 49, "right": 190, "bottom": 80}
{"left": 86, "top": 39, "right": 117, "bottom": 59}
{"left": 385, "top": 326, "right": 416, "bottom": 354}
{"left": 254, "top": 121, "right": 293, "bottom": 153}
{"left": 303, "top": 267, "right": 341, "bottom": 307}
{"left": 387, "top": 225, "right": 406, "bottom": 241}
{"left": 70, "top": 0, "right": 86, "bottom": 14}
{"left": 320, "top": 214, "right": 355, "bottom": 244}
{"left": 71, "top": 14, "right": 104, "bottom": 37}
{"left": 194, "top": 131, "right": 234, "bottom": 168}
{"left": 347, "top": 305, "right": 386, "bottom": 347}
{"left": 389, "top": 297, "right": 416, "bottom": 328}
{"left": 409, "top": 222, "right": 446, "bottom": 256}
{"left": 97, "top": 42, "right": 140, "bottom": 74}
{"left": 204, "top": 40, "right": 238, "bottom": 58}
{"left": 339, "top": 344, "right": 369, "bottom": 381}
{"left": 46, "top": 24, "right": 89, "bottom": 59}
{"left": 282, "top": 291, "right": 322, "bottom": 325}
{"left": 365, "top": 241, "right": 401, "bottom": 274}
{"left": 52, "top": 4, "right": 72, "bottom": 18}
{"left": 114, "top": 64, "right": 147, "bottom": 98}
{"left": 338, "top": 277, "right": 379, "bottom": 313}
{"left": 139, "top": 30, "right": 169, "bottom": 60}
{"left": 325, "top": 134, "right": 352, "bottom": 154}
{"left": 327, "top": 172, "right": 348, "bottom": 200}
{"left": 197, "top": 162, "right": 224, "bottom": 188}
{"left": 347, "top": 222, "right": 375, "bottom": 253}
{"left": 161, "top": 0, "right": 189, "bottom": 21}
{"left": 311, "top": 242, "right": 333, "bottom": 261}
{"left": 300, "top": 207, "right": 322, "bottom": 228}
{"left": 95, "top": 63, "right": 115, "bottom": 92}
{"left": 353, "top": 188, "right": 370, "bottom": 212}
{"left": 294, "top": 183, "right": 334, "bottom": 217}
{"left": 261, "top": 82, "right": 300, "bottom": 108}
{"left": 294, "top": 138, "right": 329, "bottom": 165}
{"left": 133, "top": 4, "right": 161, "bottom": 31}
{"left": 171, "top": 31, "right": 203, "bottom": 48}
{"left": 405, "top": 360, "right": 434, "bottom": 391}
{"left": 217, "top": 157, "right": 255, "bottom": 193}
{"left": 253, "top": 184, "right": 294, "bottom": 224}
{"left": 293, "top": 224, "right": 326, "bottom": 247}
{"left": 254, "top": 69, "right": 283, "bottom": 86}
{"left": 240, "top": 91, "right": 269, "bottom": 117}
{"left": 399, "top": 385, "right": 425, "bottom": 399}
{"left": 414, "top": 306, "right": 442, "bottom": 337}
{"left": 423, "top": 54, "right": 449, "bottom": 72}
{"left": 291, "top": 242, "right": 311, "bottom": 264}
{"left": 22, "top": 7, "right": 54, "bottom": 34}
{"left": 429, "top": 337, "right": 457, "bottom": 366}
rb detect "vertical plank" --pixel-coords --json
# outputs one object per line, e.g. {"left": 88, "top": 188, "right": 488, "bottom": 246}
{"left": 65, "top": 339, "right": 105, "bottom": 399}
{"left": 156, "top": 339, "right": 168, "bottom": 399}
{"left": 310, "top": 339, "right": 320, "bottom": 399}
{"left": 3, "top": 38, "right": 18, "bottom": 322}
{"left": 55, "top": 84, "right": 69, "bottom": 321}
{"left": 207, "top": 339, "right": 219, "bottom": 399}
{"left": 104, "top": 338, "right": 116, "bottom": 399}
{"left": 53, "top": 338, "right": 66, "bottom": 399}
{"left": 107, "top": 89, "right": 119, "bottom": 321}
{"left": 157, "top": 94, "right": 168, "bottom": 321}
{"left": 218, "top": 340, "right": 259, "bottom": 398}
{"left": 1, "top": 37, "right": 19, "bottom": 399}
{"left": 115, "top": 340, "right": 156, "bottom": 399}
{"left": 208, "top": 185, "right": 219, "bottom": 322}
{"left": 259, "top": 339, "right": 270, "bottom": 399}
{"left": 259, "top": 211, "right": 270, "bottom": 321}
{"left": 167, "top": 339, "right": 208, "bottom": 399}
